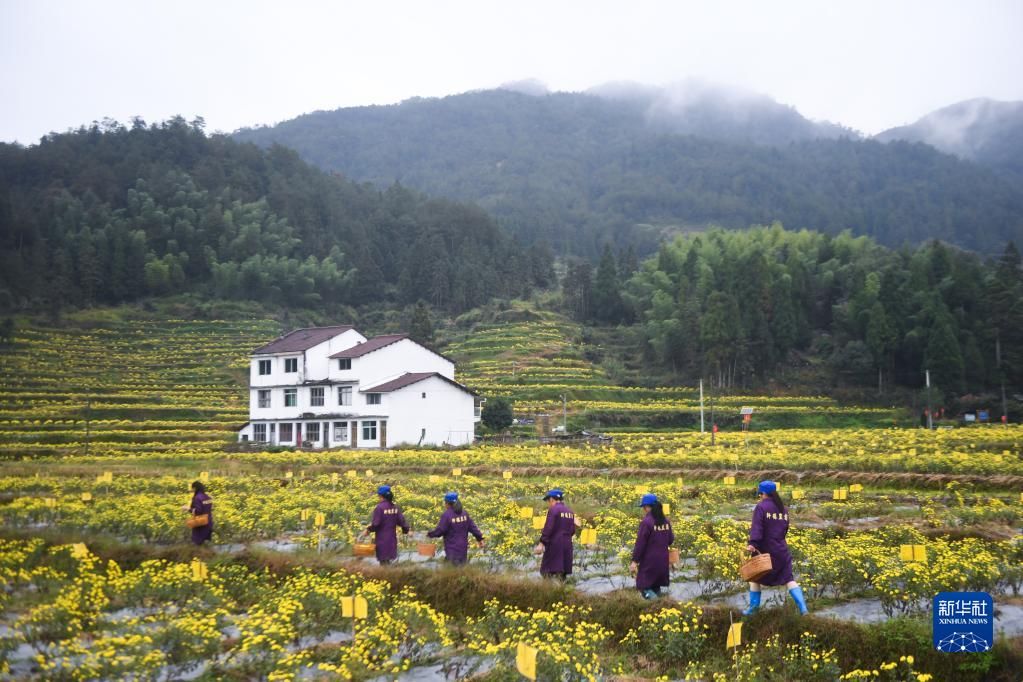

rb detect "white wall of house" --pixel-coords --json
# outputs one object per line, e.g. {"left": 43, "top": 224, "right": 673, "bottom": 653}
{"left": 249, "top": 354, "right": 302, "bottom": 388}
{"left": 305, "top": 329, "right": 367, "bottom": 379}
{"left": 327, "top": 339, "right": 453, "bottom": 383}
{"left": 239, "top": 418, "right": 375, "bottom": 447}
{"left": 248, "top": 384, "right": 350, "bottom": 421}
{"left": 379, "top": 376, "right": 476, "bottom": 447}
{"left": 249, "top": 329, "right": 366, "bottom": 387}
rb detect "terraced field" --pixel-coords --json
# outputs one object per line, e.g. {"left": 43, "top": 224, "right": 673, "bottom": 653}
{"left": 0, "top": 319, "right": 278, "bottom": 458}
{"left": 447, "top": 308, "right": 900, "bottom": 429}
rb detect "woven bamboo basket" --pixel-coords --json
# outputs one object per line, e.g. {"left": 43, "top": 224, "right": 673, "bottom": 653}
{"left": 353, "top": 543, "right": 376, "bottom": 557}
{"left": 417, "top": 542, "right": 438, "bottom": 557}
{"left": 739, "top": 550, "right": 773, "bottom": 582}
{"left": 185, "top": 514, "right": 209, "bottom": 529}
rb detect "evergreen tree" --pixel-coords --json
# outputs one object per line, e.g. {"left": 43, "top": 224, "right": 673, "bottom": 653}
{"left": 700, "top": 290, "right": 740, "bottom": 386}
{"left": 0, "top": 318, "right": 13, "bottom": 346}
{"left": 865, "top": 301, "right": 896, "bottom": 393}
{"left": 75, "top": 227, "right": 102, "bottom": 306}
{"left": 562, "top": 259, "right": 593, "bottom": 322}
{"left": 925, "top": 309, "right": 966, "bottom": 396}
{"left": 618, "top": 244, "right": 639, "bottom": 279}
{"left": 48, "top": 247, "right": 74, "bottom": 319}
{"left": 592, "top": 244, "right": 623, "bottom": 324}
{"left": 409, "top": 301, "right": 435, "bottom": 345}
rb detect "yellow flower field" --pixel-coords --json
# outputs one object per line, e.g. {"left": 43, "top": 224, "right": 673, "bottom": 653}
{"left": 0, "top": 318, "right": 1021, "bottom": 680}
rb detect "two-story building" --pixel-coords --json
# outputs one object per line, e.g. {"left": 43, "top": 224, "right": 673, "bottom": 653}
{"left": 237, "top": 325, "right": 481, "bottom": 448}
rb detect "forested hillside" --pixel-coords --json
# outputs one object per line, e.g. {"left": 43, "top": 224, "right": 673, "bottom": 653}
{"left": 596, "top": 226, "right": 1023, "bottom": 396}
{"left": 0, "top": 118, "right": 553, "bottom": 314}
{"left": 235, "top": 88, "right": 1023, "bottom": 257}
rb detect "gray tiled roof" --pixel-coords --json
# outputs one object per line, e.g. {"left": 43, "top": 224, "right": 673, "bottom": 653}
{"left": 361, "top": 372, "right": 477, "bottom": 395}
{"left": 329, "top": 334, "right": 407, "bottom": 359}
{"left": 252, "top": 326, "right": 355, "bottom": 355}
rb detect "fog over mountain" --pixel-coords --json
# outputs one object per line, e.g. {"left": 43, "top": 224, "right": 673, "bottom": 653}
{"left": 876, "top": 98, "right": 1023, "bottom": 181}
{"left": 585, "top": 79, "right": 854, "bottom": 144}
{"left": 235, "top": 84, "right": 1023, "bottom": 257}
{"left": 498, "top": 79, "right": 854, "bottom": 144}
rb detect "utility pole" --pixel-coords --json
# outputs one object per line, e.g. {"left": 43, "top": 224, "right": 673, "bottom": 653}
{"left": 997, "top": 330, "right": 1009, "bottom": 426}
{"left": 699, "top": 379, "right": 705, "bottom": 433}
{"left": 925, "top": 370, "right": 933, "bottom": 431}
{"left": 83, "top": 397, "right": 92, "bottom": 457}
{"left": 710, "top": 390, "right": 716, "bottom": 446}
{"left": 560, "top": 394, "right": 567, "bottom": 432}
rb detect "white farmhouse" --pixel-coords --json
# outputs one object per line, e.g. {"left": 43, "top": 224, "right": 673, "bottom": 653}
{"left": 237, "top": 326, "right": 481, "bottom": 448}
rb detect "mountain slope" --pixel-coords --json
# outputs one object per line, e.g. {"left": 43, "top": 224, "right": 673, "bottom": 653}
{"left": 235, "top": 88, "right": 1023, "bottom": 256}
{"left": 876, "top": 98, "right": 1023, "bottom": 181}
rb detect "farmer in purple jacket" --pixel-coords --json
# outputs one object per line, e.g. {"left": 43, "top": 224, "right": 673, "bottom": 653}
{"left": 629, "top": 493, "right": 674, "bottom": 599}
{"left": 742, "top": 480, "right": 808, "bottom": 615}
{"left": 427, "top": 492, "right": 484, "bottom": 565}
{"left": 361, "top": 485, "right": 409, "bottom": 564}
{"left": 534, "top": 489, "right": 577, "bottom": 579}
{"left": 184, "top": 480, "right": 213, "bottom": 545}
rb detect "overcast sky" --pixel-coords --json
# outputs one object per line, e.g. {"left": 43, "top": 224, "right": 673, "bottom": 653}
{"left": 2, "top": 0, "right": 1021, "bottom": 144}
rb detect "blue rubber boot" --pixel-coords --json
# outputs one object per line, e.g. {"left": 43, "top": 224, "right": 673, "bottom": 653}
{"left": 641, "top": 589, "right": 658, "bottom": 600}
{"left": 788, "top": 586, "right": 809, "bottom": 615}
{"left": 741, "top": 590, "right": 761, "bottom": 616}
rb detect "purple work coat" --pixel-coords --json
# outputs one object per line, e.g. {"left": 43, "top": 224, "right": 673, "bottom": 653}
{"left": 539, "top": 501, "right": 576, "bottom": 575}
{"left": 368, "top": 500, "right": 409, "bottom": 563}
{"left": 427, "top": 506, "right": 483, "bottom": 564}
{"left": 748, "top": 496, "right": 794, "bottom": 586}
{"left": 632, "top": 513, "right": 674, "bottom": 590}
{"left": 189, "top": 492, "right": 213, "bottom": 545}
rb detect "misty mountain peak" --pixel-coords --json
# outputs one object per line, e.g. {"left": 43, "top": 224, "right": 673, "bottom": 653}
{"left": 876, "top": 97, "right": 1023, "bottom": 179}
{"left": 498, "top": 78, "right": 550, "bottom": 96}
{"left": 589, "top": 78, "right": 849, "bottom": 144}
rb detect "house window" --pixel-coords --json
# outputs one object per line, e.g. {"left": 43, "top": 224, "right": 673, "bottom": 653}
{"left": 422, "top": 392, "right": 426, "bottom": 399}
{"left": 310, "top": 387, "right": 324, "bottom": 406}
{"left": 362, "top": 420, "right": 377, "bottom": 440}
{"left": 333, "top": 422, "right": 348, "bottom": 442}
{"left": 279, "top": 423, "right": 293, "bottom": 442}
{"left": 366, "top": 393, "right": 381, "bottom": 405}
{"left": 258, "top": 359, "right": 271, "bottom": 375}
{"left": 338, "top": 386, "right": 351, "bottom": 406}
{"left": 305, "top": 422, "right": 320, "bottom": 443}
{"left": 284, "top": 388, "right": 297, "bottom": 407}
{"left": 337, "top": 358, "right": 351, "bottom": 370}
{"left": 257, "top": 389, "right": 271, "bottom": 408}
{"left": 253, "top": 423, "right": 267, "bottom": 442}
{"left": 284, "top": 358, "right": 298, "bottom": 373}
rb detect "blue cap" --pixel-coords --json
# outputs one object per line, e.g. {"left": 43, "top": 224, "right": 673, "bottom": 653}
{"left": 638, "top": 493, "right": 658, "bottom": 507}
{"left": 444, "top": 492, "right": 459, "bottom": 503}
{"left": 377, "top": 485, "right": 391, "bottom": 495}
{"left": 542, "top": 489, "right": 563, "bottom": 500}
{"left": 758, "top": 480, "right": 777, "bottom": 495}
